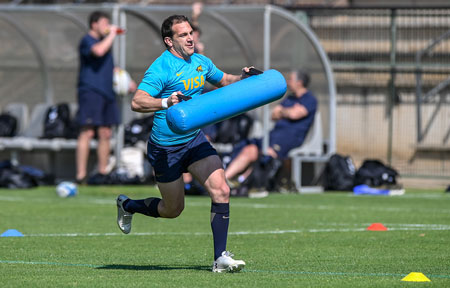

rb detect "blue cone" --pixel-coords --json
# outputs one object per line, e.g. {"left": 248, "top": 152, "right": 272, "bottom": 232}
{"left": 353, "top": 184, "right": 390, "bottom": 196}
{"left": 1, "top": 229, "right": 24, "bottom": 237}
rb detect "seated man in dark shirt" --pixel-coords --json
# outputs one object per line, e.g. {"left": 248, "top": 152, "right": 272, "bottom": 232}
{"left": 224, "top": 69, "right": 317, "bottom": 185}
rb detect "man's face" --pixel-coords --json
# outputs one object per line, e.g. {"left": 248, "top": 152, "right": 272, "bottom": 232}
{"left": 93, "top": 17, "right": 110, "bottom": 37}
{"left": 166, "top": 21, "right": 195, "bottom": 59}
{"left": 287, "top": 72, "right": 302, "bottom": 91}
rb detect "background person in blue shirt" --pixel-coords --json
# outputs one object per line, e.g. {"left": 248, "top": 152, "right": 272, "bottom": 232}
{"left": 76, "top": 11, "right": 136, "bottom": 184}
{"left": 224, "top": 70, "right": 318, "bottom": 184}
{"left": 116, "top": 15, "right": 251, "bottom": 273}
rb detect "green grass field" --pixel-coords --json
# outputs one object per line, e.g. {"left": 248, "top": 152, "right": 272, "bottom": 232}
{"left": 0, "top": 186, "right": 449, "bottom": 287}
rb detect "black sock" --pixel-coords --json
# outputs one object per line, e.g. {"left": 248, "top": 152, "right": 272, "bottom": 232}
{"left": 124, "top": 198, "right": 161, "bottom": 218}
{"left": 211, "top": 202, "right": 229, "bottom": 260}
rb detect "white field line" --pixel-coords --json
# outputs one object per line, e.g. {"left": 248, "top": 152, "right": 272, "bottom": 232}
{"left": 79, "top": 198, "right": 450, "bottom": 214}
{"left": 1, "top": 196, "right": 449, "bottom": 214}
{"left": 0, "top": 196, "right": 114, "bottom": 205}
{"left": 191, "top": 202, "right": 450, "bottom": 215}
{"left": 2, "top": 195, "right": 448, "bottom": 214}
{"left": 320, "top": 222, "right": 450, "bottom": 228}
{"left": 22, "top": 224, "right": 450, "bottom": 237}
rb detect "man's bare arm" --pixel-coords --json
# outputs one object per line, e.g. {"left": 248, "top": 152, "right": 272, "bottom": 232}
{"left": 272, "top": 103, "right": 308, "bottom": 121}
{"left": 91, "top": 27, "right": 117, "bottom": 57}
{"left": 131, "top": 89, "right": 181, "bottom": 113}
{"left": 215, "top": 73, "right": 241, "bottom": 87}
{"left": 215, "top": 67, "right": 252, "bottom": 87}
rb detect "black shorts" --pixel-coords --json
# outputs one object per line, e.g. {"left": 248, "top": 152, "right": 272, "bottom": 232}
{"left": 147, "top": 131, "right": 218, "bottom": 183}
{"left": 77, "top": 90, "right": 120, "bottom": 127}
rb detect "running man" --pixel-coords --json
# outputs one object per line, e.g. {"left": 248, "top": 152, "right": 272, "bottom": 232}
{"left": 116, "top": 15, "right": 250, "bottom": 273}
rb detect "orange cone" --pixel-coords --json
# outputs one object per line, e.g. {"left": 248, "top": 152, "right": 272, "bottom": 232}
{"left": 367, "top": 223, "right": 388, "bottom": 231}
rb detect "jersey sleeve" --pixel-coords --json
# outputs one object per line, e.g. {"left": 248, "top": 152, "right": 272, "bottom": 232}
{"left": 203, "top": 56, "right": 224, "bottom": 85}
{"left": 79, "top": 36, "right": 95, "bottom": 57}
{"left": 302, "top": 93, "right": 318, "bottom": 114}
{"left": 138, "top": 61, "right": 168, "bottom": 98}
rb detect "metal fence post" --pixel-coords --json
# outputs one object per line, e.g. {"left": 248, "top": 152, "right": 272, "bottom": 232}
{"left": 263, "top": 5, "right": 271, "bottom": 154}
{"left": 387, "top": 8, "right": 397, "bottom": 165}
{"left": 112, "top": 5, "right": 127, "bottom": 170}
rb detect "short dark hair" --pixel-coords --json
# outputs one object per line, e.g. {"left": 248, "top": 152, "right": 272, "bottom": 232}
{"left": 161, "top": 15, "right": 191, "bottom": 48}
{"left": 295, "top": 69, "right": 310, "bottom": 88}
{"left": 89, "top": 11, "right": 110, "bottom": 29}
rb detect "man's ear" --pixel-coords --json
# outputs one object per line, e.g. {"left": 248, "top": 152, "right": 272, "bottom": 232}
{"left": 164, "top": 37, "right": 172, "bottom": 48}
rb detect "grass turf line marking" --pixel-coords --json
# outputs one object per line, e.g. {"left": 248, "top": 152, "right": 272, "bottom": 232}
{"left": 244, "top": 269, "right": 450, "bottom": 279}
{"left": 1, "top": 259, "right": 449, "bottom": 279}
{"left": 9, "top": 198, "right": 450, "bottom": 215}
{"left": 0, "top": 195, "right": 450, "bottom": 214}
{"left": 320, "top": 222, "right": 450, "bottom": 229}
{"left": 2, "top": 195, "right": 449, "bottom": 214}
{"left": 22, "top": 225, "right": 450, "bottom": 237}
{"left": 0, "top": 259, "right": 101, "bottom": 268}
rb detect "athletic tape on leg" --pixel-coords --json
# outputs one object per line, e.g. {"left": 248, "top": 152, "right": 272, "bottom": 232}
{"left": 166, "top": 69, "right": 287, "bottom": 134}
